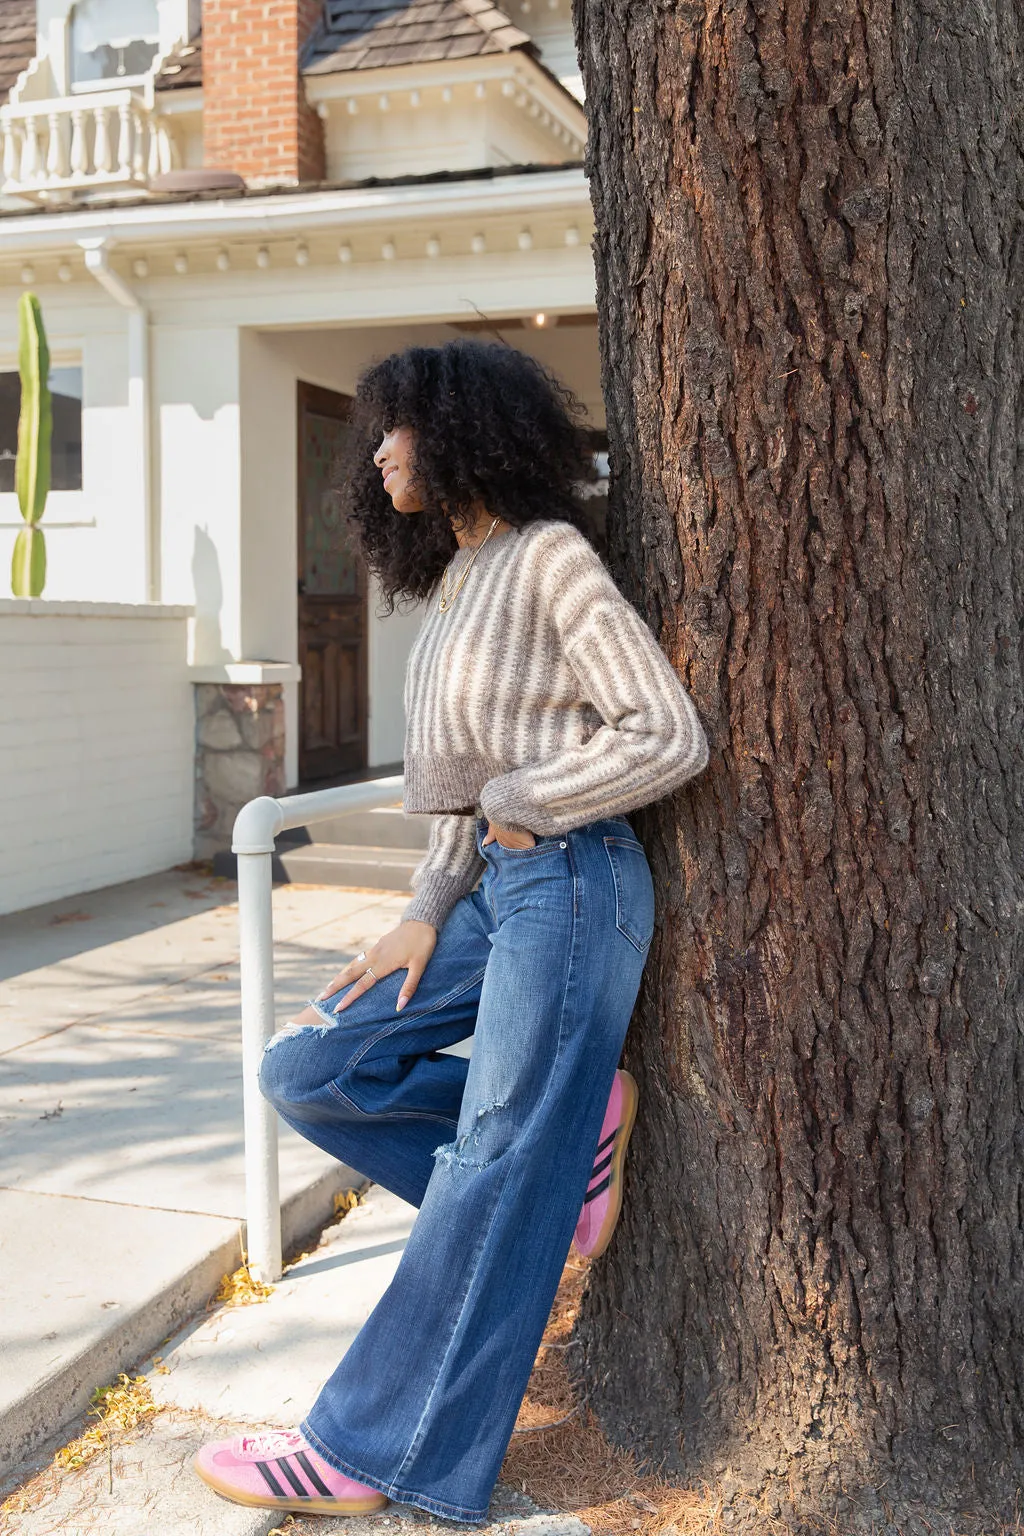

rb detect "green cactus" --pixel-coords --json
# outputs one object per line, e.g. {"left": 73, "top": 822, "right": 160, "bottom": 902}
{"left": 11, "top": 291, "right": 52, "bottom": 598}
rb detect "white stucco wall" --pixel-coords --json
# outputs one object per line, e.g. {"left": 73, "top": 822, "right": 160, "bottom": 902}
{"left": 0, "top": 184, "right": 599, "bottom": 793}
{"left": 0, "top": 314, "right": 150, "bottom": 605}
{"left": 155, "top": 325, "right": 243, "bottom": 662}
{"left": 0, "top": 600, "right": 193, "bottom": 915}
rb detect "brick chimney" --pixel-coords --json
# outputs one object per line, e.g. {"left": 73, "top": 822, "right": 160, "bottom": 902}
{"left": 202, "top": 0, "right": 325, "bottom": 186}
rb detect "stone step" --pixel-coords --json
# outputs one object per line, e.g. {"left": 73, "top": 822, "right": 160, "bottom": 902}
{"left": 276, "top": 843, "right": 419, "bottom": 891}
{"left": 298, "top": 803, "right": 432, "bottom": 850}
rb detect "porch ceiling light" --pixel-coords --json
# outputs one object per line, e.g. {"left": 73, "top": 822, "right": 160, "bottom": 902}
{"left": 132, "top": 257, "right": 149, "bottom": 278}
{"left": 58, "top": 261, "right": 72, "bottom": 282}
{"left": 295, "top": 244, "right": 310, "bottom": 266}
{"left": 338, "top": 242, "right": 353, "bottom": 263}
{"left": 426, "top": 236, "right": 441, "bottom": 258}
{"left": 256, "top": 246, "right": 271, "bottom": 269}
{"left": 20, "top": 264, "right": 35, "bottom": 285}
{"left": 174, "top": 251, "right": 189, "bottom": 273}
{"left": 565, "top": 225, "right": 580, "bottom": 246}
{"left": 517, "top": 229, "right": 533, "bottom": 250}
{"left": 471, "top": 233, "right": 486, "bottom": 254}
{"left": 528, "top": 312, "right": 557, "bottom": 330}
{"left": 381, "top": 240, "right": 396, "bottom": 260}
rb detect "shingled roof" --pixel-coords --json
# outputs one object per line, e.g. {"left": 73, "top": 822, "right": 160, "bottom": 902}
{"left": 154, "top": 32, "right": 203, "bottom": 91}
{"left": 0, "top": 0, "right": 36, "bottom": 100}
{"left": 303, "top": 0, "right": 536, "bottom": 77}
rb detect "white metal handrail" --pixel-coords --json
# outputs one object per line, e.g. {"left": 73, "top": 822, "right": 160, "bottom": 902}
{"left": 234, "top": 776, "right": 479, "bottom": 1279}
{"left": 234, "top": 775, "right": 410, "bottom": 1281}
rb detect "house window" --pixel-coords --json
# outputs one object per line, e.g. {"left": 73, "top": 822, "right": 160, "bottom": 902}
{"left": 0, "top": 367, "right": 83, "bottom": 494}
{"left": 70, "top": 0, "right": 160, "bottom": 86}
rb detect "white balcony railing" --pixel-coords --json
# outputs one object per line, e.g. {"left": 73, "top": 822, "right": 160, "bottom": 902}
{"left": 1, "top": 90, "right": 174, "bottom": 199}
{"left": 233, "top": 777, "right": 475, "bottom": 1282}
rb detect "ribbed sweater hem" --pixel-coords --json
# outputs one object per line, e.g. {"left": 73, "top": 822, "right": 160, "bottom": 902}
{"left": 403, "top": 752, "right": 490, "bottom": 818}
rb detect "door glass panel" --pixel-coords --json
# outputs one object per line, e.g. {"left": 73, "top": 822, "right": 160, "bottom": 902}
{"left": 302, "top": 409, "right": 358, "bottom": 595}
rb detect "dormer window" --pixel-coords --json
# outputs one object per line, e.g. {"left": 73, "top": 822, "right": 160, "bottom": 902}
{"left": 70, "top": 0, "right": 160, "bottom": 87}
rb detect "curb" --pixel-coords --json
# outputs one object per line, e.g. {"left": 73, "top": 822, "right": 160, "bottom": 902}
{"left": 0, "top": 1165, "right": 362, "bottom": 1479}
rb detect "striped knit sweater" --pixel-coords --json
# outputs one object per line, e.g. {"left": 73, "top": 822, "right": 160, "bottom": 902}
{"left": 401, "top": 518, "right": 709, "bottom": 930}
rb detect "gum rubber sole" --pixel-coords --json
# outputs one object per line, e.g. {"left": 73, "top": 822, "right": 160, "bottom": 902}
{"left": 574, "top": 1069, "right": 639, "bottom": 1261}
{"left": 195, "top": 1458, "right": 390, "bottom": 1515}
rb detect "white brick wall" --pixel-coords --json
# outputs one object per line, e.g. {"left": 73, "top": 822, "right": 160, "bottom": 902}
{"left": 0, "top": 601, "right": 194, "bottom": 916}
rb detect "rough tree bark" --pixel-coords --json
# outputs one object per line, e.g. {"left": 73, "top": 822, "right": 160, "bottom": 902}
{"left": 571, "top": 0, "right": 1024, "bottom": 1524}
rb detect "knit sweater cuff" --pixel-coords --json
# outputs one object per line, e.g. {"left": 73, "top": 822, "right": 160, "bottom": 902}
{"left": 477, "top": 776, "right": 549, "bottom": 836}
{"left": 401, "top": 871, "right": 469, "bottom": 932}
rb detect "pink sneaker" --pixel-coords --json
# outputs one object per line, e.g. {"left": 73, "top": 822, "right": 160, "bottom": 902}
{"left": 194, "top": 1428, "right": 389, "bottom": 1515}
{"left": 573, "top": 1069, "right": 639, "bottom": 1260}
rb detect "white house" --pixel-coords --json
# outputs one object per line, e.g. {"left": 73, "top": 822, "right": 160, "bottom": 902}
{"left": 0, "top": 0, "right": 604, "bottom": 911}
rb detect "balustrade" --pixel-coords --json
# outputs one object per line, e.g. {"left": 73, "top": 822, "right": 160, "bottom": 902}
{"left": 0, "top": 91, "right": 174, "bottom": 198}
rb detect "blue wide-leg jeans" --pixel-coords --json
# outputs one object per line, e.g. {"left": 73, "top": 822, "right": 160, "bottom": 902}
{"left": 257, "top": 813, "right": 655, "bottom": 1523}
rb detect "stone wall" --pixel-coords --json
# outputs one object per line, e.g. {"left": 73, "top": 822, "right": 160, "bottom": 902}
{"left": 194, "top": 683, "right": 287, "bottom": 860}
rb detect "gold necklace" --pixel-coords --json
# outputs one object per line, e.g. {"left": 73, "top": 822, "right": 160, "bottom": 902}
{"left": 438, "top": 516, "right": 502, "bottom": 613}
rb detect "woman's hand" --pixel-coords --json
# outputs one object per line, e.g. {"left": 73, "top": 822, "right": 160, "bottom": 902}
{"left": 315, "top": 919, "right": 438, "bottom": 1014}
{"left": 482, "top": 818, "right": 536, "bottom": 850}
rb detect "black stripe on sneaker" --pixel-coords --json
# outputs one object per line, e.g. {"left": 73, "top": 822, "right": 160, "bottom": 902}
{"left": 275, "top": 1457, "right": 311, "bottom": 1497}
{"left": 594, "top": 1127, "right": 619, "bottom": 1159}
{"left": 294, "top": 1450, "right": 333, "bottom": 1497}
{"left": 583, "top": 1172, "right": 612, "bottom": 1204}
{"left": 255, "top": 1461, "right": 287, "bottom": 1498}
{"left": 589, "top": 1149, "right": 615, "bottom": 1183}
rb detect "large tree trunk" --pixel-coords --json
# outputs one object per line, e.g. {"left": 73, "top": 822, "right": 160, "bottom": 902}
{"left": 571, "top": 0, "right": 1024, "bottom": 1523}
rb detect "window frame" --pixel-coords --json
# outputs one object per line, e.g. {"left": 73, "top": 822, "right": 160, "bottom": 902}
{"left": 0, "top": 352, "right": 91, "bottom": 530}
{"left": 66, "top": 0, "right": 162, "bottom": 93}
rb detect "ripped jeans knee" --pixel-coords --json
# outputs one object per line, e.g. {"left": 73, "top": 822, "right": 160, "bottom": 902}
{"left": 258, "top": 1011, "right": 338, "bottom": 1108}
{"left": 432, "top": 1097, "right": 509, "bottom": 1172}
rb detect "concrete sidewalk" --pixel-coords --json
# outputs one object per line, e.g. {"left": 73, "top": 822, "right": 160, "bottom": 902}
{"left": 0, "top": 865, "right": 411, "bottom": 1475}
{"left": 1, "top": 1187, "right": 591, "bottom": 1536}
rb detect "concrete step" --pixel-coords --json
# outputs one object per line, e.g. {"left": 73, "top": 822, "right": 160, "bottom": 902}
{"left": 1, "top": 1189, "right": 592, "bottom": 1536}
{"left": 275, "top": 843, "right": 419, "bottom": 891}
{"left": 213, "top": 806, "right": 438, "bottom": 884}
{"left": 0, "top": 869, "right": 410, "bottom": 1480}
{"left": 0, "top": 1169, "right": 359, "bottom": 1480}
{"left": 301, "top": 804, "right": 432, "bottom": 850}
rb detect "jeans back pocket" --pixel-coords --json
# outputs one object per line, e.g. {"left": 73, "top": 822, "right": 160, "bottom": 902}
{"left": 602, "top": 836, "right": 655, "bottom": 953}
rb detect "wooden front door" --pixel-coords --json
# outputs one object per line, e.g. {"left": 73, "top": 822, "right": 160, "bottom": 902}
{"left": 297, "top": 382, "right": 367, "bottom": 784}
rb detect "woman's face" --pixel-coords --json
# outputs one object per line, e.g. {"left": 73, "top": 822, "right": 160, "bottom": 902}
{"left": 373, "top": 424, "right": 424, "bottom": 514}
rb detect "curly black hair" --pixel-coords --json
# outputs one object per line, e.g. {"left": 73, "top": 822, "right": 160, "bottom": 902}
{"left": 334, "top": 338, "right": 601, "bottom": 615}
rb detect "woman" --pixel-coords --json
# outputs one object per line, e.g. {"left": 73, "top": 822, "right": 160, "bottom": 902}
{"left": 195, "top": 339, "right": 709, "bottom": 1523}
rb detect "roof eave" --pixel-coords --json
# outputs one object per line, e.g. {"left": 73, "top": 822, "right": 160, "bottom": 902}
{"left": 0, "top": 161, "right": 590, "bottom": 248}
{"left": 302, "top": 46, "right": 586, "bottom": 127}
